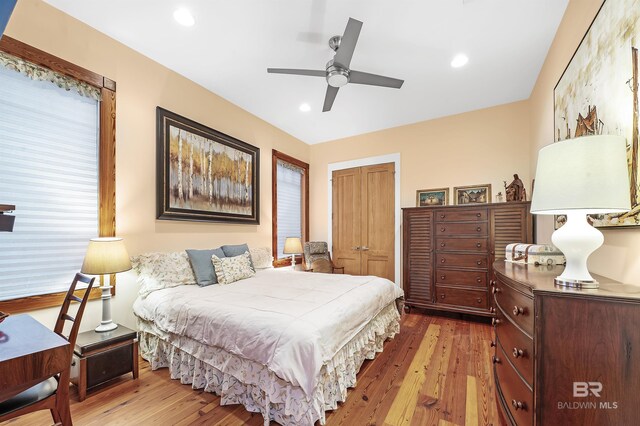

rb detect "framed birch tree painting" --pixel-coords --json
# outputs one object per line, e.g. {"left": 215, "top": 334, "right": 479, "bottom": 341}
{"left": 156, "top": 107, "right": 260, "bottom": 224}
{"left": 554, "top": 0, "right": 640, "bottom": 228}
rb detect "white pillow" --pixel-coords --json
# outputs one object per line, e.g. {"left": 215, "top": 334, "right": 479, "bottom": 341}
{"left": 131, "top": 252, "right": 196, "bottom": 297}
{"left": 211, "top": 251, "right": 255, "bottom": 284}
{"left": 250, "top": 247, "right": 274, "bottom": 269}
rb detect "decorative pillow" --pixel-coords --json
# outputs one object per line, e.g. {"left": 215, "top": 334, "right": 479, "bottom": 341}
{"left": 249, "top": 247, "right": 273, "bottom": 269}
{"left": 221, "top": 243, "right": 254, "bottom": 269}
{"left": 308, "top": 241, "right": 327, "bottom": 255}
{"left": 211, "top": 251, "right": 255, "bottom": 284}
{"left": 186, "top": 248, "right": 226, "bottom": 286}
{"left": 131, "top": 252, "right": 196, "bottom": 298}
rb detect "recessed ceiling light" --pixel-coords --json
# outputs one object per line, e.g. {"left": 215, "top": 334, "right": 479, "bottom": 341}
{"left": 173, "top": 8, "right": 195, "bottom": 27}
{"left": 299, "top": 103, "right": 311, "bottom": 112}
{"left": 451, "top": 53, "right": 469, "bottom": 68}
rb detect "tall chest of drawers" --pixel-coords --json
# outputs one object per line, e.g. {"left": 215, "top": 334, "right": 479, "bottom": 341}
{"left": 402, "top": 201, "right": 532, "bottom": 316}
{"left": 492, "top": 262, "right": 640, "bottom": 425}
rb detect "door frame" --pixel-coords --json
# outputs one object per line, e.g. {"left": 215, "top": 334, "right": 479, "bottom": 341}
{"left": 327, "top": 153, "right": 401, "bottom": 284}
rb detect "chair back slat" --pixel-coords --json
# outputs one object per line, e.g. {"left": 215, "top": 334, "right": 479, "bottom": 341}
{"left": 53, "top": 273, "right": 95, "bottom": 348}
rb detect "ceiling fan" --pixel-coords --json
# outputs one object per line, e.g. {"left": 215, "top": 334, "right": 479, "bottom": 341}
{"left": 267, "top": 18, "right": 404, "bottom": 112}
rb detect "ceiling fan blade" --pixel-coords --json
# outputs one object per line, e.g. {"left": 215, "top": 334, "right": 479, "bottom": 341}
{"left": 267, "top": 68, "right": 326, "bottom": 77}
{"left": 333, "top": 18, "right": 362, "bottom": 68}
{"left": 323, "top": 85, "right": 339, "bottom": 112}
{"left": 349, "top": 70, "right": 404, "bottom": 89}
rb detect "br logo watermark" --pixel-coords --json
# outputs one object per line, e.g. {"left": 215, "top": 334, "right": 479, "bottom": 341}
{"left": 557, "top": 382, "right": 618, "bottom": 410}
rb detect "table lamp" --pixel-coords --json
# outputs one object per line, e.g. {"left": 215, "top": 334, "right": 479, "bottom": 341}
{"left": 81, "top": 237, "right": 132, "bottom": 332}
{"left": 283, "top": 237, "right": 303, "bottom": 269}
{"left": 530, "top": 135, "right": 631, "bottom": 288}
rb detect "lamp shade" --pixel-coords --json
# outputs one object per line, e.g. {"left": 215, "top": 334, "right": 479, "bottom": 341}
{"left": 530, "top": 135, "right": 631, "bottom": 215}
{"left": 81, "top": 237, "right": 132, "bottom": 275}
{"left": 283, "top": 237, "right": 303, "bottom": 254}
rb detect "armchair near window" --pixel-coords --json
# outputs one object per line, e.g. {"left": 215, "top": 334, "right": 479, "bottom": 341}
{"left": 303, "top": 241, "right": 345, "bottom": 274}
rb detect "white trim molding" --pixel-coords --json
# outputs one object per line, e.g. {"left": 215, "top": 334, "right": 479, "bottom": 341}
{"left": 327, "top": 153, "right": 401, "bottom": 284}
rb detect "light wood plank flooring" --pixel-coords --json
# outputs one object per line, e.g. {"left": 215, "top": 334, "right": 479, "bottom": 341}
{"left": 3, "top": 311, "right": 499, "bottom": 426}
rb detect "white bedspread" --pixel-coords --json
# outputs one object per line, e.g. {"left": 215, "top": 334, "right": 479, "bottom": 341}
{"left": 133, "top": 269, "right": 403, "bottom": 397}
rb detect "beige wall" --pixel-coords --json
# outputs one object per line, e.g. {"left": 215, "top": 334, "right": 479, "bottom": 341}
{"left": 528, "top": 0, "right": 640, "bottom": 284}
{"left": 309, "top": 100, "right": 532, "bottom": 264}
{"left": 6, "top": 0, "right": 309, "bottom": 330}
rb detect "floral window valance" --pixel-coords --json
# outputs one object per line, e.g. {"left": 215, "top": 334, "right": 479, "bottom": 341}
{"left": 0, "top": 51, "right": 101, "bottom": 101}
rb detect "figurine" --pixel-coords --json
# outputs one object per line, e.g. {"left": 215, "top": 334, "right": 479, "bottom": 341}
{"left": 504, "top": 174, "right": 526, "bottom": 202}
{"left": 496, "top": 192, "right": 504, "bottom": 203}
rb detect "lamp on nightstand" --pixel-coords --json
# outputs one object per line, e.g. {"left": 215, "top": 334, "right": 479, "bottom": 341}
{"left": 530, "top": 135, "right": 631, "bottom": 288}
{"left": 283, "top": 237, "right": 303, "bottom": 270}
{"left": 81, "top": 237, "right": 132, "bottom": 332}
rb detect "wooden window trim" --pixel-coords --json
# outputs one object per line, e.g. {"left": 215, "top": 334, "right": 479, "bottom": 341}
{"left": 0, "top": 36, "right": 116, "bottom": 314}
{"left": 272, "top": 150, "right": 309, "bottom": 267}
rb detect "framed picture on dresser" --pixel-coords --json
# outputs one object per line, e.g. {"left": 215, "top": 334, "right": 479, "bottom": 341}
{"left": 453, "top": 184, "right": 491, "bottom": 205}
{"left": 416, "top": 188, "right": 449, "bottom": 206}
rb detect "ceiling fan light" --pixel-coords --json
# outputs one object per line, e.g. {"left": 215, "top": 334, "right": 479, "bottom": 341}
{"left": 327, "top": 68, "right": 349, "bottom": 87}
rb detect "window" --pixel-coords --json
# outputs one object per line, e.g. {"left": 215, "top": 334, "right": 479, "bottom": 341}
{"left": 272, "top": 150, "right": 309, "bottom": 263}
{"left": 0, "top": 36, "right": 115, "bottom": 312}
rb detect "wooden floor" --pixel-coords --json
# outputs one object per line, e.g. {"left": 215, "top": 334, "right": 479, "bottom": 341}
{"left": 3, "top": 311, "right": 499, "bottom": 426}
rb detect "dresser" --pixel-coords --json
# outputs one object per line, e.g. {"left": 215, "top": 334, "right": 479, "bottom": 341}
{"left": 402, "top": 201, "right": 532, "bottom": 316}
{"left": 492, "top": 262, "right": 640, "bottom": 425}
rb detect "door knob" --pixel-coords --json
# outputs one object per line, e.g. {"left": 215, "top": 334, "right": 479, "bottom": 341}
{"left": 352, "top": 246, "right": 360, "bottom": 250}
{"left": 361, "top": 246, "right": 369, "bottom": 251}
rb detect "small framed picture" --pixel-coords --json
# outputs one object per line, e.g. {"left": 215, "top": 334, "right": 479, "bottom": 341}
{"left": 416, "top": 188, "right": 449, "bottom": 207}
{"left": 454, "top": 184, "right": 492, "bottom": 205}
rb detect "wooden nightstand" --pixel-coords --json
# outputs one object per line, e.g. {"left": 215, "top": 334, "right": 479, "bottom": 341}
{"left": 70, "top": 325, "right": 138, "bottom": 401}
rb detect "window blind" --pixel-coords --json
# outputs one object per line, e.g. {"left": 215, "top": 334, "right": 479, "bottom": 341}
{"left": 0, "top": 65, "right": 99, "bottom": 301}
{"left": 276, "top": 160, "right": 303, "bottom": 258}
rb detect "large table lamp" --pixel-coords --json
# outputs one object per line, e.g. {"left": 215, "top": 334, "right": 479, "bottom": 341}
{"left": 283, "top": 237, "right": 303, "bottom": 269}
{"left": 81, "top": 237, "right": 132, "bottom": 332}
{"left": 530, "top": 135, "right": 631, "bottom": 288}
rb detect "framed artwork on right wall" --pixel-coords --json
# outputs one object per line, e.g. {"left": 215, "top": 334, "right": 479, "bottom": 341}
{"left": 553, "top": 0, "right": 640, "bottom": 228}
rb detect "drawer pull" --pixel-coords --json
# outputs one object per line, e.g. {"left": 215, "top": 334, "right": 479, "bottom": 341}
{"left": 511, "top": 400, "right": 526, "bottom": 411}
{"left": 441, "top": 258, "right": 446, "bottom": 263}
{"left": 492, "top": 356, "right": 500, "bottom": 364}
{"left": 490, "top": 280, "right": 496, "bottom": 286}
{"left": 513, "top": 305, "right": 524, "bottom": 316}
{"left": 440, "top": 227, "right": 446, "bottom": 232}
{"left": 476, "top": 242, "right": 482, "bottom": 248}
{"left": 440, "top": 275, "right": 446, "bottom": 280}
{"left": 476, "top": 213, "right": 481, "bottom": 217}
{"left": 476, "top": 277, "right": 482, "bottom": 283}
{"left": 440, "top": 242, "right": 446, "bottom": 247}
{"left": 492, "top": 318, "right": 501, "bottom": 326}
{"left": 476, "top": 298, "right": 482, "bottom": 304}
{"left": 476, "top": 260, "right": 482, "bottom": 265}
{"left": 476, "top": 226, "right": 481, "bottom": 232}
{"left": 490, "top": 341, "right": 496, "bottom": 348}
{"left": 512, "top": 347, "right": 524, "bottom": 358}
{"left": 440, "top": 294, "right": 446, "bottom": 299}
{"left": 489, "top": 307, "right": 496, "bottom": 314}
{"left": 492, "top": 287, "right": 501, "bottom": 294}
{"left": 440, "top": 214, "right": 445, "bottom": 219}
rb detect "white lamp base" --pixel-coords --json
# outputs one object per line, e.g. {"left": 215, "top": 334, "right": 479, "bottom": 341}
{"left": 96, "top": 283, "right": 118, "bottom": 332}
{"left": 551, "top": 211, "right": 603, "bottom": 289}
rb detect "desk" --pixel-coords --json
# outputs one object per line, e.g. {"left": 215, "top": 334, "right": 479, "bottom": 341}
{"left": 0, "top": 314, "right": 69, "bottom": 402}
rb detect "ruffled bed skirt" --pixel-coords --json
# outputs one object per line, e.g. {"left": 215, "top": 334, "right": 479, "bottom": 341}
{"left": 138, "top": 301, "right": 401, "bottom": 426}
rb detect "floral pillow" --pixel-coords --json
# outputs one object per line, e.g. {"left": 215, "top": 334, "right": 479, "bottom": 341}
{"left": 211, "top": 251, "right": 255, "bottom": 284}
{"left": 249, "top": 247, "right": 273, "bottom": 269}
{"left": 131, "top": 252, "right": 197, "bottom": 298}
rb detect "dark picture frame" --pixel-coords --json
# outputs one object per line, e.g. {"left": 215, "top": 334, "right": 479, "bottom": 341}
{"left": 553, "top": 0, "right": 640, "bottom": 228}
{"left": 156, "top": 107, "right": 260, "bottom": 224}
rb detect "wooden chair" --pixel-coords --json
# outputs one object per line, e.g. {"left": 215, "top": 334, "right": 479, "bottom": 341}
{"left": 303, "top": 241, "right": 345, "bottom": 274}
{"left": 0, "top": 273, "right": 96, "bottom": 426}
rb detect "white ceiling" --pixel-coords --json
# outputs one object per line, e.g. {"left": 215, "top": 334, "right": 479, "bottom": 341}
{"left": 44, "top": 0, "right": 568, "bottom": 145}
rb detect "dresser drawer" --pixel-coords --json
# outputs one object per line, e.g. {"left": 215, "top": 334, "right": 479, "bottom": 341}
{"left": 436, "top": 269, "right": 487, "bottom": 287}
{"left": 436, "top": 286, "right": 487, "bottom": 309}
{"left": 435, "top": 209, "right": 487, "bottom": 222}
{"left": 494, "top": 341, "right": 533, "bottom": 426}
{"left": 494, "top": 279, "right": 533, "bottom": 336}
{"left": 436, "top": 253, "right": 488, "bottom": 269}
{"left": 435, "top": 222, "right": 488, "bottom": 236}
{"left": 436, "top": 237, "right": 487, "bottom": 252}
{"left": 495, "top": 304, "right": 533, "bottom": 387}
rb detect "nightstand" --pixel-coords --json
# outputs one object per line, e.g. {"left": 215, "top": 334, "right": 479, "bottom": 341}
{"left": 70, "top": 325, "right": 138, "bottom": 401}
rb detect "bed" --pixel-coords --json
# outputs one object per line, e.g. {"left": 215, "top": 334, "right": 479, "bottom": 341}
{"left": 132, "top": 254, "right": 404, "bottom": 426}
